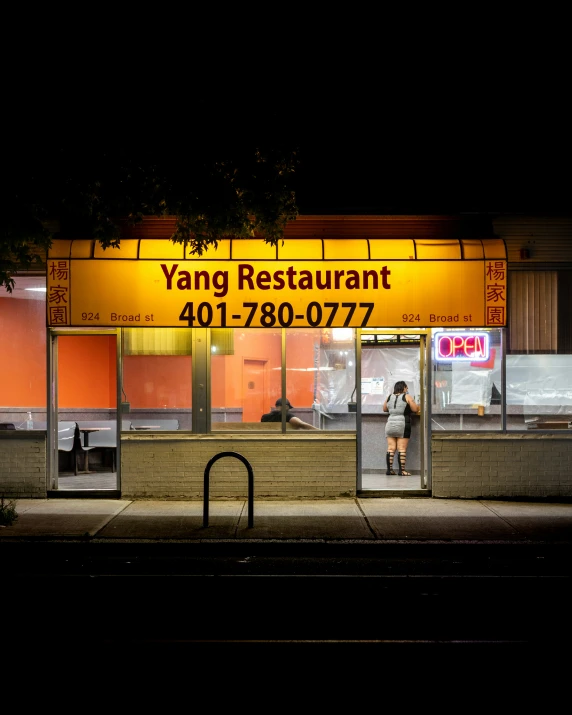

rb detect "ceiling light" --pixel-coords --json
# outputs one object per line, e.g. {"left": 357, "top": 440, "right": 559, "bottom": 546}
{"left": 332, "top": 328, "right": 353, "bottom": 342}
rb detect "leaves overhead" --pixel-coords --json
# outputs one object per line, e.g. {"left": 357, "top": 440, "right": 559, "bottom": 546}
{"left": 0, "top": 119, "right": 299, "bottom": 292}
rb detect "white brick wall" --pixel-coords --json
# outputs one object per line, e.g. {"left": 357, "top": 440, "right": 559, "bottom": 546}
{"left": 0, "top": 434, "right": 47, "bottom": 498}
{"left": 120, "top": 433, "right": 358, "bottom": 499}
{"left": 431, "top": 434, "right": 572, "bottom": 498}
{"left": 2, "top": 431, "right": 570, "bottom": 500}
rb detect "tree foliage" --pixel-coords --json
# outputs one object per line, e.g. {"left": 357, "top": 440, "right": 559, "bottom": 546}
{"left": 1, "top": 124, "right": 299, "bottom": 292}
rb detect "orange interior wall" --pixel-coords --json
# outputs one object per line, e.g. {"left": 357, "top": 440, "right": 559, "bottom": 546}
{"left": 211, "top": 331, "right": 317, "bottom": 409}
{"left": 1, "top": 300, "right": 317, "bottom": 411}
{"left": 123, "top": 355, "right": 192, "bottom": 408}
{"left": 210, "top": 356, "right": 227, "bottom": 407}
{"left": 0, "top": 297, "right": 47, "bottom": 407}
{"left": 58, "top": 335, "right": 117, "bottom": 407}
{"left": 219, "top": 332, "right": 282, "bottom": 408}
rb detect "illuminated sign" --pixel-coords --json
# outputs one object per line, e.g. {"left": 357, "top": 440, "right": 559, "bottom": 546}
{"left": 46, "top": 257, "right": 507, "bottom": 329}
{"left": 433, "top": 332, "right": 490, "bottom": 361}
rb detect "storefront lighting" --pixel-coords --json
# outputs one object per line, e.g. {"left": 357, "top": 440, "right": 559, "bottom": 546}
{"left": 332, "top": 328, "right": 353, "bottom": 342}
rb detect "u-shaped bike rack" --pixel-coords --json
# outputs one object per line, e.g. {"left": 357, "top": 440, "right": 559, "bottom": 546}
{"left": 203, "top": 451, "right": 254, "bottom": 528}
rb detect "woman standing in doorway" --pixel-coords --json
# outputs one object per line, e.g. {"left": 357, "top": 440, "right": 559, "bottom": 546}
{"left": 383, "top": 380, "right": 420, "bottom": 476}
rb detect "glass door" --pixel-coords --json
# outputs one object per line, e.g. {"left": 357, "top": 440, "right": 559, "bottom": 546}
{"left": 358, "top": 330, "right": 428, "bottom": 492}
{"left": 48, "top": 330, "right": 120, "bottom": 493}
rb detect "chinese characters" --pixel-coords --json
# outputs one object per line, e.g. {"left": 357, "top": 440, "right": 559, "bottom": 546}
{"left": 47, "top": 261, "right": 70, "bottom": 325}
{"left": 485, "top": 261, "right": 506, "bottom": 326}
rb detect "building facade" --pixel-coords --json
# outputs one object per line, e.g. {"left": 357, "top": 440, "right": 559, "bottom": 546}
{"left": 1, "top": 214, "right": 571, "bottom": 500}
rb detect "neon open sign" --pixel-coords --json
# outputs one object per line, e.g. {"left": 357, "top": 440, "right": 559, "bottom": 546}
{"left": 434, "top": 332, "right": 490, "bottom": 362}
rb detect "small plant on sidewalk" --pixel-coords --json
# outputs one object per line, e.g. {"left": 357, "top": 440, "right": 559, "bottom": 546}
{"left": 0, "top": 496, "right": 18, "bottom": 526}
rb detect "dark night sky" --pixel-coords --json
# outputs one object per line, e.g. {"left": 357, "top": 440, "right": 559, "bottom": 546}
{"left": 8, "top": 70, "right": 570, "bottom": 218}
{"left": 161, "top": 94, "right": 568, "bottom": 216}
{"left": 6, "top": 14, "right": 569, "bottom": 219}
{"left": 284, "top": 108, "right": 570, "bottom": 216}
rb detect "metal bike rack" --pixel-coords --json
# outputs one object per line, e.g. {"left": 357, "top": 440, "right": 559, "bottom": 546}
{"left": 203, "top": 451, "right": 254, "bottom": 528}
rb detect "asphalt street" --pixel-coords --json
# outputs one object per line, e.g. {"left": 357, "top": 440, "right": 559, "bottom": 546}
{"left": 4, "top": 540, "right": 571, "bottom": 650}
{"left": 3, "top": 496, "right": 571, "bottom": 662}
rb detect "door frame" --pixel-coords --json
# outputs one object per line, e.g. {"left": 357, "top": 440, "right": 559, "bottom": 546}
{"left": 356, "top": 328, "right": 430, "bottom": 493}
{"left": 48, "top": 328, "right": 120, "bottom": 491}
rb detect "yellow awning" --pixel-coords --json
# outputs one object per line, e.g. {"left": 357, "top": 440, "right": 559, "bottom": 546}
{"left": 49, "top": 237, "right": 507, "bottom": 261}
{"left": 47, "top": 238, "right": 507, "bottom": 329}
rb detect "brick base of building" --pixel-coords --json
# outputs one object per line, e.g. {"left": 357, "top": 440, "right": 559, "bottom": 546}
{"left": 431, "top": 433, "right": 572, "bottom": 498}
{"left": 120, "top": 433, "right": 358, "bottom": 499}
{"left": 0, "top": 432, "right": 47, "bottom": 498}
{"left": 3, "top": 431, "right": 571, "bottom": 500}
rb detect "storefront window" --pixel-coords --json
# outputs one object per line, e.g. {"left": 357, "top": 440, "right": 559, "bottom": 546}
{"left": 303, "top": 328, "right": 356, "bottom": 430}
{"left": 210, "top": 328, "right": 357, "bottom": 431}
{"left": 211, "top": 328, "right": 282, "bottom": 429}
{"left": 506, "top": 355, "right": 572, "bottom": 430}
{"left": 285, "top": 328, "right": 352, "bottom": 430}
{"left": 0, "top": 276, "right": 47, "bottom": 428}
{"left": 506, "top": 271, "right": 572, "bottom": 431}
{"left": 122, "top": 328, "right": 192, "bottom": 430}
{"left": 431, "top": 328, "right": 502, "bottom": 431}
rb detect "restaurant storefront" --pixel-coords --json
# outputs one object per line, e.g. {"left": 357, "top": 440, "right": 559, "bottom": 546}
{"left": 1, "top": 215, "right": 571, "bottom": 500}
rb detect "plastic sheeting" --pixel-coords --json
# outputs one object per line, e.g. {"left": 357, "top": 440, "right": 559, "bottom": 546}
{"left": 450, "top": 363, "right": 495, "bottom": 406}
{"left": 314, "top": 344, "right": 419, "bottom": 415}
{"left": 507, "top": 355, "right": 572, "bottom": 415}
{"left": 313, "top": 336, "right": 572, "bottom": 418}
{"left": 442, "top": 354, "right": 572, "bottom": 415}
{"left": 358, "top": 347, "right": 419, "bottom": 414}
{"left": 314, "top": 342, "right": 357, "bottom": 413}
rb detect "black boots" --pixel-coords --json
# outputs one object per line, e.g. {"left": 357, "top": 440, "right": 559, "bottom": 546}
{"left": 386, "top": 451, "right": 396, "bottom": 475}
{"left": 398, "top": 451, "right": 411, "bottom": 476}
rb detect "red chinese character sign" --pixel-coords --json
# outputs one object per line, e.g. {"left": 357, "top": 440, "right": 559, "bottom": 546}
{"left": 485, "top": 260, "right": 506, "bottom": 326}
{"left": 47, "top": 260, "right": 70, "bottom": 326}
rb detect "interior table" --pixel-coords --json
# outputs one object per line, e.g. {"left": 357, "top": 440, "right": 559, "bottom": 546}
{"left": 77, "top": 427, "right": 111, "bottom": 474}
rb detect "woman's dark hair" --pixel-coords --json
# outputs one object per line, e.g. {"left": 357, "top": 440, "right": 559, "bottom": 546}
{"left": 393, "top": 381, "right": 408, "bottom": 394}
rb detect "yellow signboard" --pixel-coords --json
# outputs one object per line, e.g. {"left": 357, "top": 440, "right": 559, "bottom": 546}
{"left": 46, "top": 258, "right": 507, "bottom": 328}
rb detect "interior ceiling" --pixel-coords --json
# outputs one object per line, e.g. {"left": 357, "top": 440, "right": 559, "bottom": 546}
{"left": 2, "top": 276, "right": 46, "bottom": 300}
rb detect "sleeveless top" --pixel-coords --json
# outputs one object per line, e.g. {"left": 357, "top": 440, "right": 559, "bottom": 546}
{"left": 385, "top": 393, "right": 412, "bottom": 437}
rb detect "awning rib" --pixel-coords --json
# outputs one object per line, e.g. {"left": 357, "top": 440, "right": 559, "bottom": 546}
{"left": 48, "top": 238, "right": 507, "bottom": 261}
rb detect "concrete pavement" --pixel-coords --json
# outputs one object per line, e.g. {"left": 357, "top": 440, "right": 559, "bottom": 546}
{"left": 2, "top": 496, "right": 572, "bottom": 542}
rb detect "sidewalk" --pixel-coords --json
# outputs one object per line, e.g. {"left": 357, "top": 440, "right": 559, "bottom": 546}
{"left": 2, "top": 496, "right": 572, "bottom": 542}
